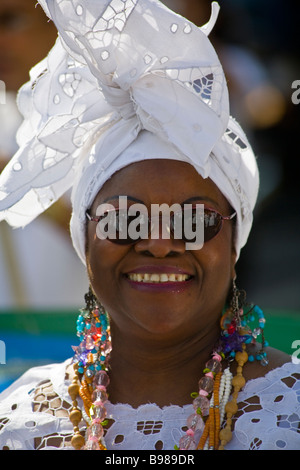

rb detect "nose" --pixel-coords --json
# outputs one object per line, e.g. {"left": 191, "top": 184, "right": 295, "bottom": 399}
{"left": 134, "top": 217, "right": 186, "bottom": 258}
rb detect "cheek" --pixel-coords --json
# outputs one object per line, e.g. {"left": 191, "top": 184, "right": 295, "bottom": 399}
{"left": 86, "top": 233, "right": 126, "bottom": 304}
{"left": 87, "top": 237, "right": 114, "bottom": 282}
{"left": 197, "top": 230, "right": 235, "bottom": 303}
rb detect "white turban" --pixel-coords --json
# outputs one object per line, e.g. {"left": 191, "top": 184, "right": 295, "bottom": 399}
{"left": 0, "top": 0, "right": 258, "bottom": 264}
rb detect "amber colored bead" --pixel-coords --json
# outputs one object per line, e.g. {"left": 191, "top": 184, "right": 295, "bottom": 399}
{"left": 231, "top": 374, "right": 246, "bottom": 389}
{"left": 87, "top": 353, "right": 94, "bottom": 363}
{"left": 71, "top": 433, "right": 85, "bottom": 450}
{"left": 225, "top": 400, "right": 238, "bottom": 416}
{"left": 235, "top": 350, "right": 248, "bottom": 364}
{"left": 68, "top": 383, "right": 79, "bottom": 400}
{"left": 99, "top": 442, "right": 107, "bottom": 450}
{"left": 197, "top": 419, "right": 210, "bottom": 449}
{"left": 226, "top": 417, "right": 232, "bottom": 427}
{"left": 219, "top": 427, "right": 232, "bottom": 443}
{"left": 239, "top": 327, "right": 249, "bottom": 336}
{"left": 69, "top": 409, "right": 82, "bottom": 426}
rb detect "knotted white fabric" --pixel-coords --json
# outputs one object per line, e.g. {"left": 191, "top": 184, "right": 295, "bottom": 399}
{"left": 0, "top": 0, "right": 258, "bottom": 263}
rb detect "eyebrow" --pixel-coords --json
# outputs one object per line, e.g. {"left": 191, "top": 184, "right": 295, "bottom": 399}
{"left": 102, "top": 194, "right": 220, "bottom": 209}
{"left": 181, "top": 196, "right": 221, "bottom": 208}
{"left": 102, "top": 195, "right": 144, "bottom": 204}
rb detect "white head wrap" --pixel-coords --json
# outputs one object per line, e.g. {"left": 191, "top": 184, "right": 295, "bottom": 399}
{"left": 0, "top": 0, "right": 258, "bottom": 264}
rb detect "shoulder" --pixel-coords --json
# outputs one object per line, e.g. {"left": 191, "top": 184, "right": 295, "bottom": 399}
{"left": 242, "top": 346, "right": 293, "bottom": 382}
{"left": 228, "top": 348, "right": 300, "bottom": 450}
{"left": 0, "top": 359, "right": 73, "bottom": 450}
{"left": 0, "top": 359, "right": 71, "bottom": 403}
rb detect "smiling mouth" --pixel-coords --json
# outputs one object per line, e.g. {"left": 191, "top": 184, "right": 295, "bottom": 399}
{"left": 126, "top": 273, "right": 192, "bottom": 283}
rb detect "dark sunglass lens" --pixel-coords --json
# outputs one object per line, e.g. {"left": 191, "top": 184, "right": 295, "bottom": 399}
{"left": 171, "top": 209, "right": 201, "bottom": 243}
{"left": 112, "top": 210, "right": 147, "bottom": 245}
{"left": 203, "top": 209, "right": 222, "bottom": 242}
{"left": 113, "top": 211, "right": 135, "bottom": 243}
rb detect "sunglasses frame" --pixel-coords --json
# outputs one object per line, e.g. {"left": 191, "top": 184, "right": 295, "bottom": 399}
{"left": 86, "top": 204, "right": 236, "bottom": 246}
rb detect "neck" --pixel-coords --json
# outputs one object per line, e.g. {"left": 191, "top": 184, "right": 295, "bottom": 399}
{"left": 107, "top": 324, "right": 221, "bottom": 408}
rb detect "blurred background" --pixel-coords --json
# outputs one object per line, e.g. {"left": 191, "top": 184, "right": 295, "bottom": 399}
{"left": 0, "top": 0, "right": 299, "bottom": 391}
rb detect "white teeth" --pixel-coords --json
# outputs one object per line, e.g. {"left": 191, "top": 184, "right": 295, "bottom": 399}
{"left": 128, "top": 273, "right": 191, "bottom": 283}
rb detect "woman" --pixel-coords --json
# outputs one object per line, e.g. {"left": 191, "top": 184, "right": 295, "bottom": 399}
{"left": 0, "top": 0, "right": 299, "bottom": 451}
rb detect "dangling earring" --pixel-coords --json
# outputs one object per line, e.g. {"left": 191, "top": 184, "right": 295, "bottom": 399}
{"left": 230, "top": 278, "right": 247, "bottom": 333}
{"left": 72, "top": 286, "right": 111, "bottom": 376}
{"left": 220, "top": 279, "right": 269, "bottom": 365}
{"left": 69, "top": 287, "right": 111, "bottom": 450}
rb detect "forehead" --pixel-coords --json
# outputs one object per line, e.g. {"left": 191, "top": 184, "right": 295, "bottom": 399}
{"left": 92, "top": 159, "right": 230, "bottom": 212}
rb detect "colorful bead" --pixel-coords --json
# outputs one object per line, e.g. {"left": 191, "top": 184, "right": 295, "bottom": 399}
{"left": 91, "top": 389, "right": 108, "bottom": 404}
{"left": 187, "top": 413, "right": 205, "bottom": 433}
{"left": 93, "top": 370, "right": 110, "bottom": 388}
{"left": 92, "top": 405, "right": 107, "bottom": 421}
{"left": 192, "top": 395, "right": 210, "bottom": 417}
{"left": 205, "top": 358, "right": 222, "bottom": 374}
{"left": 86, "top": 423, "right": 104, "bottom": 440}
{"left": 198, "top": 376, "right": 214, "bottom": 394}
{"left": 179, "top": 434, "right": 197, "bottom": 450}
{"left": 84, "top": 440, "right": 101, "bottom": 450}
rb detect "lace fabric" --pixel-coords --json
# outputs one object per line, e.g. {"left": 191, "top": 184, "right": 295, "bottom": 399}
{"left": 0, "top": 359, "right": 300, "bottom": 450}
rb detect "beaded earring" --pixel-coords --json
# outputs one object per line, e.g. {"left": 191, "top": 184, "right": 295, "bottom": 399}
{"left": 69, "top": 287, "right": 111, "bottom": 450}
{"left": 219, "top": 279, "right": 269, "bottom": 366}
{"left": 73, "top": 287, "right": 111, "bottom": 376}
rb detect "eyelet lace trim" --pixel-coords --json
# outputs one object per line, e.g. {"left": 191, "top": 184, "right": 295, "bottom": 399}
{"left": 1, "top": 360, "right": 300, "bottom": 450}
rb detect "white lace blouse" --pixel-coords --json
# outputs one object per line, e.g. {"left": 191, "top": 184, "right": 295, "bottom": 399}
{"left": 0, "top": 359, "right": 300, "bottom": 450}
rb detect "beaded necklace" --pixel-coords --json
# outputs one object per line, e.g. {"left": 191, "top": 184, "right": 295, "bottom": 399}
{"left": 68, "top": 288, "right": 268, "bottom": 450}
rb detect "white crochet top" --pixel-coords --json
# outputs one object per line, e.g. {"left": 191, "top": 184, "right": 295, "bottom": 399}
{"left": 0, "top": 359, "right": 300, "bottom": 450}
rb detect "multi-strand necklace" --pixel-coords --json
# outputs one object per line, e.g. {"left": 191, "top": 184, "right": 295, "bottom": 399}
{"left": 68, "top": 287, "right": 268, "bottom": 450}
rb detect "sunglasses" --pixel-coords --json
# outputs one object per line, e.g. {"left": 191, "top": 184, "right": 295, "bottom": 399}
{"left": 86, "top": 205, "right": 236, "bottom": 246}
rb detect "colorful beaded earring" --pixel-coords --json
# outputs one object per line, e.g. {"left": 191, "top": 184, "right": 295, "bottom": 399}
{"left": 69, "top": 287, "right": 111, "bottom": 450}
{"left": 73, "top": 287, "right": 111, "bottom": 376}
{"left": 219, "top": 279, "right": 269, "bottom": 366}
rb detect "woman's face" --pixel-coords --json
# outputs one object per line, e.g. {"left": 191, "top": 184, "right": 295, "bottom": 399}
{"left": 86, "top": 159, "right": 237, "bottom": 344}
